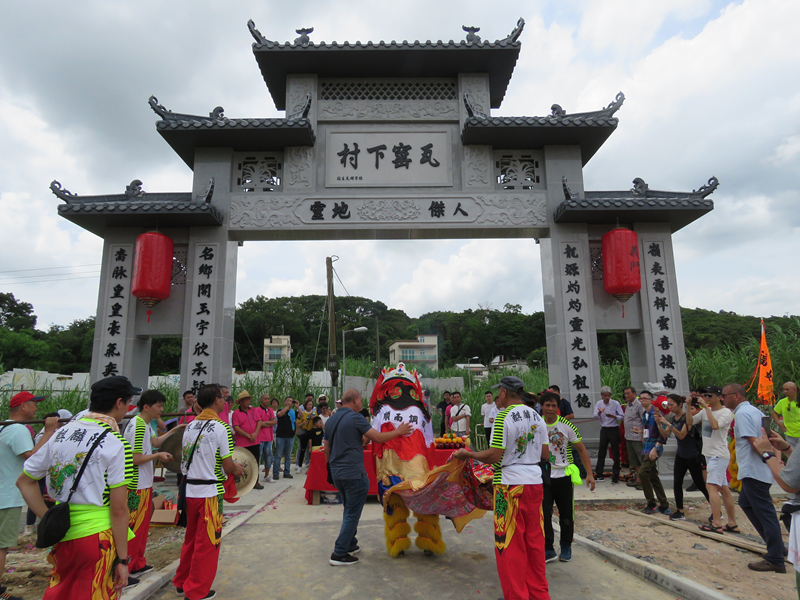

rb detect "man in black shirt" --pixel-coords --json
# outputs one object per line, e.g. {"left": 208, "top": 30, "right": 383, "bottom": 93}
{"left": 273, "top": 397, "right": 295, "bottom": 480}
{"left": 435, "top": 391, "right": 451, "bottom": 437}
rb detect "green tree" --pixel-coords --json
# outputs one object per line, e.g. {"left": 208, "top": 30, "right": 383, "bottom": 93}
{"left": 0, "top": 293, "right": 37, "bottom": 331}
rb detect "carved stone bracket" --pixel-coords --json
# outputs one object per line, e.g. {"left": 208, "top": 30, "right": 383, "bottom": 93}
{"left": 294, "top": 27, "right": 314, "bottom": 46}
{"left": 562, "top": 176, "right": 577, "bottom": 201}
{"left": 125, "top": 180, "right": 145, "bottom": 198}
{"left": 499, "top": 18, "right": 525, "bottom": 44}
{"left": 287, "top": 93, "right": 312, "bottom": 121}
{"left": 247, "top": 19, "right": 275, "bottom": 47}
{"left": 196, "top": 178, "right": 215, "bottom": 204}
{"left": 463, "top": 93, "right": 489, "bottom": 120}
{"left": 693, "top": 177, "right": 719, "bottom": 198}
{"left": 475, "top": 194, "right": 547, "bottom": 226}
{"left": 50, "top": 180, "right": 78, "bottom": 203}
{"left": 462, "top": 26, "right": 481, "bottom": 44}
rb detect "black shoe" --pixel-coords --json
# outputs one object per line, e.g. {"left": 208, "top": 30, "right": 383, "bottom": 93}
{"left": 131, "top": 565, "right": 154, "bottom": 576}
{"left": 594, "top": 475, "right": 605, "bottom": 481}
{"left": 253, "top": 482, "right": 264, "bottom": 490}
{"left": 188, "top": 591, "right": 217, "bottom": 600}
{"left": 348, "top": 546, "right": 360, "bottom": 555}
{"left": 686, "top": 482, "right": 698, "bottom": 492}
{"left": 330, "top": 553, "right": 358, "bottom": 566}
{"left": 611, "top": 478, "right": 620, "bottom": 484}
{"left": 283, "top": 474, "right": 294, "bottom": 479}
{"left": 123, "top": 576, "right": 140, "bottom": 590}
{"left": 176, "top": 588, "right": 183, "bottom": 595}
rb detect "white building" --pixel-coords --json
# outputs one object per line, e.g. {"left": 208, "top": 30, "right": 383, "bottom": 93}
{"left": 388, "top": 335, "right": 438, "bottom": 371}
{"left": 263, "top": 335, "right": 292, "bottom": 371}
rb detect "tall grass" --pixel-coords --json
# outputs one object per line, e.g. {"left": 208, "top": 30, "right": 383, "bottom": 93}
{"left": 231, "top": 357, "right": 325, "bottom": 403}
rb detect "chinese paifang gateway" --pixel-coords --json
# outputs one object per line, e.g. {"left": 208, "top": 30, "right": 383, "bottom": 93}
{"left": 51, "top": 18, "right": 716, "bottom": 413}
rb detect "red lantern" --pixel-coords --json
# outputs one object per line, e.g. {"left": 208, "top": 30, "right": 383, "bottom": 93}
{"left": 131, "top": 232, "right": 174, "bottom": 309}
{"left": 602, "top": 227, "right": 641, "bottom": 304}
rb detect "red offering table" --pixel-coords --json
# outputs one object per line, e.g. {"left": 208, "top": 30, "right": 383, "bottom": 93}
{"left": 304, "top": 445, "right": 458, "bottom": 505}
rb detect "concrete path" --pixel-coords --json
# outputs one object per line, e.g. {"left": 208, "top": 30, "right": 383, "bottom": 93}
{"left": 152, "top": 473, "right": 681, "bottom": 600}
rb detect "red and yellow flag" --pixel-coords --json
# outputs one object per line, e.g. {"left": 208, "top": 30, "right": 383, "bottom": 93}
{"left": 746, "top": 319, "right": 775, "bottom": 405}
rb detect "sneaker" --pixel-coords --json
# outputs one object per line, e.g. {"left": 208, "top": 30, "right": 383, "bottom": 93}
{"left": 283, "top": 473, "right": 294, "bottom": 479}
{"left": 626, "top": 480, "right": 639, "bottom": 487}
{"left": 641, "top": 505, "right": 658, "bottom": 515}
{"left": 176, "top": 588, "right": 183, "bottom": 595}
{"left": 611, "top": 478, "right": 620, "bottom": 484}
{"left": 0, "top": 592, "right": 23, "bottom": 600}
{"left": 747, "top": 559, "right": 786, "bottom": 573}
{"left": 658, "top": 507, "right": 672, "bottom": 516}
{"left": 348, "top": 546, "right": 361, "bottom": 555}
{"left": 545, "top": 549, "right": 558, "bottom": 563}
{"left": 24, "top": 525, "right": 35, "bottom": 536}
{"left": 330, "top": 553, "right": 359, "bottom": 566}
{"left": 123, "top": 576, "right": 140, "bottom": 590}
{"left": 686, "top": 482, "right": 698, "bottom": 492}
{"left": 594, "top": 475, "right": 605, "bottom": 481}
{"left": 264, "top": 475, "right": 273, "bottom": 483}
{"left": 559, "top": 546, "right": 572, "bottom": 562}
{"left": 295, "top": 466, "right": 301, "bottom": 474}
{"left": 253, "top": 482, "right": 264, "bottom": 490}
{"left": 193, "top": 591, "right": 217, "bottom": 599}
{"left": 130, "top": 565, "right": 154, "bottom": 576}
{"left": 669, "top": 510, "right": 686, "bottom": 521}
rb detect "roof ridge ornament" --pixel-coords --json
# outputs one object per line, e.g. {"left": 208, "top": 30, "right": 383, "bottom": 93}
{"left": 692, "top": 176, "right": 719, "bottom": 198}
{"left": 631, "top": 177, "right": 649, "bottom": 197}
{"left": 500, "top": 17, "right": 525, "bottom": 44}
{"left": 462, "top": 26, "right": 481, "bottom": 44}
{"left": 248, "top": 19, "right": 274, "bottom": 47}
{"left": 287, "top": 93, "right": 312, "bottom": 121}
{"left": 125, "top": 180, "right": 145, "bottom": 199}
{"left": 463, "top": 93, "right": 489, "bottom": 120}
{"left": 603, "top": 91, "right": 625, "bottom": 117}
{"left": 195, "top": 178, "right": 215, "bottom": 204}
{"left": 562, "top": 176, "right": 578, "bottom": 201}
{"left": 148, "top": 96, "right": 228, "bottom": 123}
{"left": 50, "top": 180, "right": 77, "bottom": 204}
{"left": 295, "top": 27, "right": 314, "bottom": 47}
{"left": 551, "top": 104, "right": 566, "bottom": 117}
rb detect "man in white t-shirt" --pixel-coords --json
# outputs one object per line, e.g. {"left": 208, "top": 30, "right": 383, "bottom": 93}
{"left": 173, "top": 384, "right": 244, "bottom": 600}
{"left": 481, "top": 391, "right": 496, "bottom": 446}
{"left": 123, "top": 390, "right": 175, "bottom": 577}
{"left": 449, "top": 391, "right": 471, "bottom": 438}
{"left": 695, "top": 385, "right": 738, "bottom": 534}
{"left": 540, "top": 392, "right": 595, "bottom": 564}
{"left": 19, "top": 375, "right": 139, "bottom": 598}
{"left": 454, "top": 376, "right": 550, "bottom": 600}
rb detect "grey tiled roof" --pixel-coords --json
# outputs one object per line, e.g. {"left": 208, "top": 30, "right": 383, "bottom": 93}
{"left": 52, "top": 180, "right": 224, "bottom": 236}
{"left": 148, "top": 96, "right": 315, "bottom": 168}
{"left": 554, "top": 177, "right": 718, "bottom": 232}
{"left": 248, "top": 20, "right": 524, "bottom": 109}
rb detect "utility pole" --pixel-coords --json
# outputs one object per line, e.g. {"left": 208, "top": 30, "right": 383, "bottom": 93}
{"left": 326, "top": 257, "right": 339, "bottom": 403}
{"left": 375, "top": 317, "right": 381, "bottom": 374}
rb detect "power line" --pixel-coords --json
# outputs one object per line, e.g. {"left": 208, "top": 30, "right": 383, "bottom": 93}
{"left": 0, "top": 274, "right": 101, "bottom": 285}
{"left": 0, "top": 269, "right": 100, "bottom": 281}
{"left": 0, "top": 263, "right": 101, "bottom": 274}
{"left": 331, "top": 267, "right": 351, "bottom": 297}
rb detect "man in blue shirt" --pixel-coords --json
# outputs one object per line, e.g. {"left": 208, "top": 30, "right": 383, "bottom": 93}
{"left": 723, "top": 383, "right": 785, "bottom": 573}
{"left": 324, "top": 388, "right": 411, "bottom": 566}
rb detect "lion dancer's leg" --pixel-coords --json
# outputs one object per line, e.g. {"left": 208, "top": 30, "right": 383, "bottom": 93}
{"left": 413, "top": 512, "right": 447, "bottom": 555}
{"left": 384, "top": 495, "right": 412, "bottom": 557}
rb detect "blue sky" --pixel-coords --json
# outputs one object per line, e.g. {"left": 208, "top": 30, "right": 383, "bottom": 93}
{"left": 0, "top": 0, "right": 798, "bottom": 329}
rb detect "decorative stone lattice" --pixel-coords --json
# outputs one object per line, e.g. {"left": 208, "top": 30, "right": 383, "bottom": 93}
{"left": 494, "top": 152, "right": 543, "bottom": 190}
{"left": 235, "top": 155, "right": 282, "bottom": 193}
{"left": 320, "top": 79, "right": 457, "bottom": 101}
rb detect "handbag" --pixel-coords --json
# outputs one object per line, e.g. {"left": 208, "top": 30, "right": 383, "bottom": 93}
{"left": 36, "top": 429, "right": 111, "bottom": 548}
{"left": 176, "top": 421, "right": 212, "bottom": 527}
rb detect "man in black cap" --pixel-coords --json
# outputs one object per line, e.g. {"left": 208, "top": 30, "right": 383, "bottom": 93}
{"left": 454, "top": 376, "right": 550, "bottom": 600}
{"left": 19, "top": 375, "right": 139, "bottom": 598}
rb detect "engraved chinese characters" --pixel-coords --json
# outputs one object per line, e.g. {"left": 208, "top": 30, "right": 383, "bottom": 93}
{"left": 560, "top": 242, "right": 594, "bottom": 409}
{"left": 100, "top": 245, "right": 132, "bottom": 378}
{"left": 642, "top": 241, "right": 678, "bottom": 390}
{"left": 188, "top": 244, "right": 217, "bottom": 393}
{"left": 325, "top": 131, "right": 451, "bottom": 187}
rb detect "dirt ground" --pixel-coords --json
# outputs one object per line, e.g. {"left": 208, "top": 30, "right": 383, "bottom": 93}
{"left": 576, "top": 500, "right": 796, "bottom": 600}
{"left": 3, "top": 525, "right": 184, "bottom": 599}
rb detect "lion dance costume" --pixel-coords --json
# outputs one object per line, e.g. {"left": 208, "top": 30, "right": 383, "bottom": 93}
{"left": 370, "top": 363, "right": 446, "bottom": 557}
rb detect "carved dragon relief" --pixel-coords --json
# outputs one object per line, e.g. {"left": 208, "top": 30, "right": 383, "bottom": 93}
{"left": 288, "top": 78, "right": 315, "bottom": 118}
{"left": 461, "top": 76, "right": 488, "bottom": 116}
{"left": 356, "top": 199, "right": 421, "bottom": 221}
{"left": 475, "top": 194, "right": 548, "bottom": 226}
{"left": 285, "top": 147, "right": 312, "bottom": 188}
{"left": 318, "top": 101, "right": 457, "bottom": 120}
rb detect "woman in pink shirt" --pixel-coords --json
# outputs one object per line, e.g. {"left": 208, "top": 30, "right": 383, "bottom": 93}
{"left": 231, "top": 390, "right": 264, "bottom": 490}
{"left": 253, "top": 393, "right": 277, "bottom": 482}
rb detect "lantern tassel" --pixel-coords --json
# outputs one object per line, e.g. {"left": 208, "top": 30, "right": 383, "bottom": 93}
{"left": 622, "top": 303, "right": 625, "bottom": 318}
{"left": 146, "top": 309, "right": 152, "bottom": 323}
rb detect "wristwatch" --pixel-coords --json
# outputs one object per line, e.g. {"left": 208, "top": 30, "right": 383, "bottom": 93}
{"left": 761, "top": 451, "right": 776, "bottom": 463}
{"left": 114, "top": 556, "right": 131, "bottom": 566}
